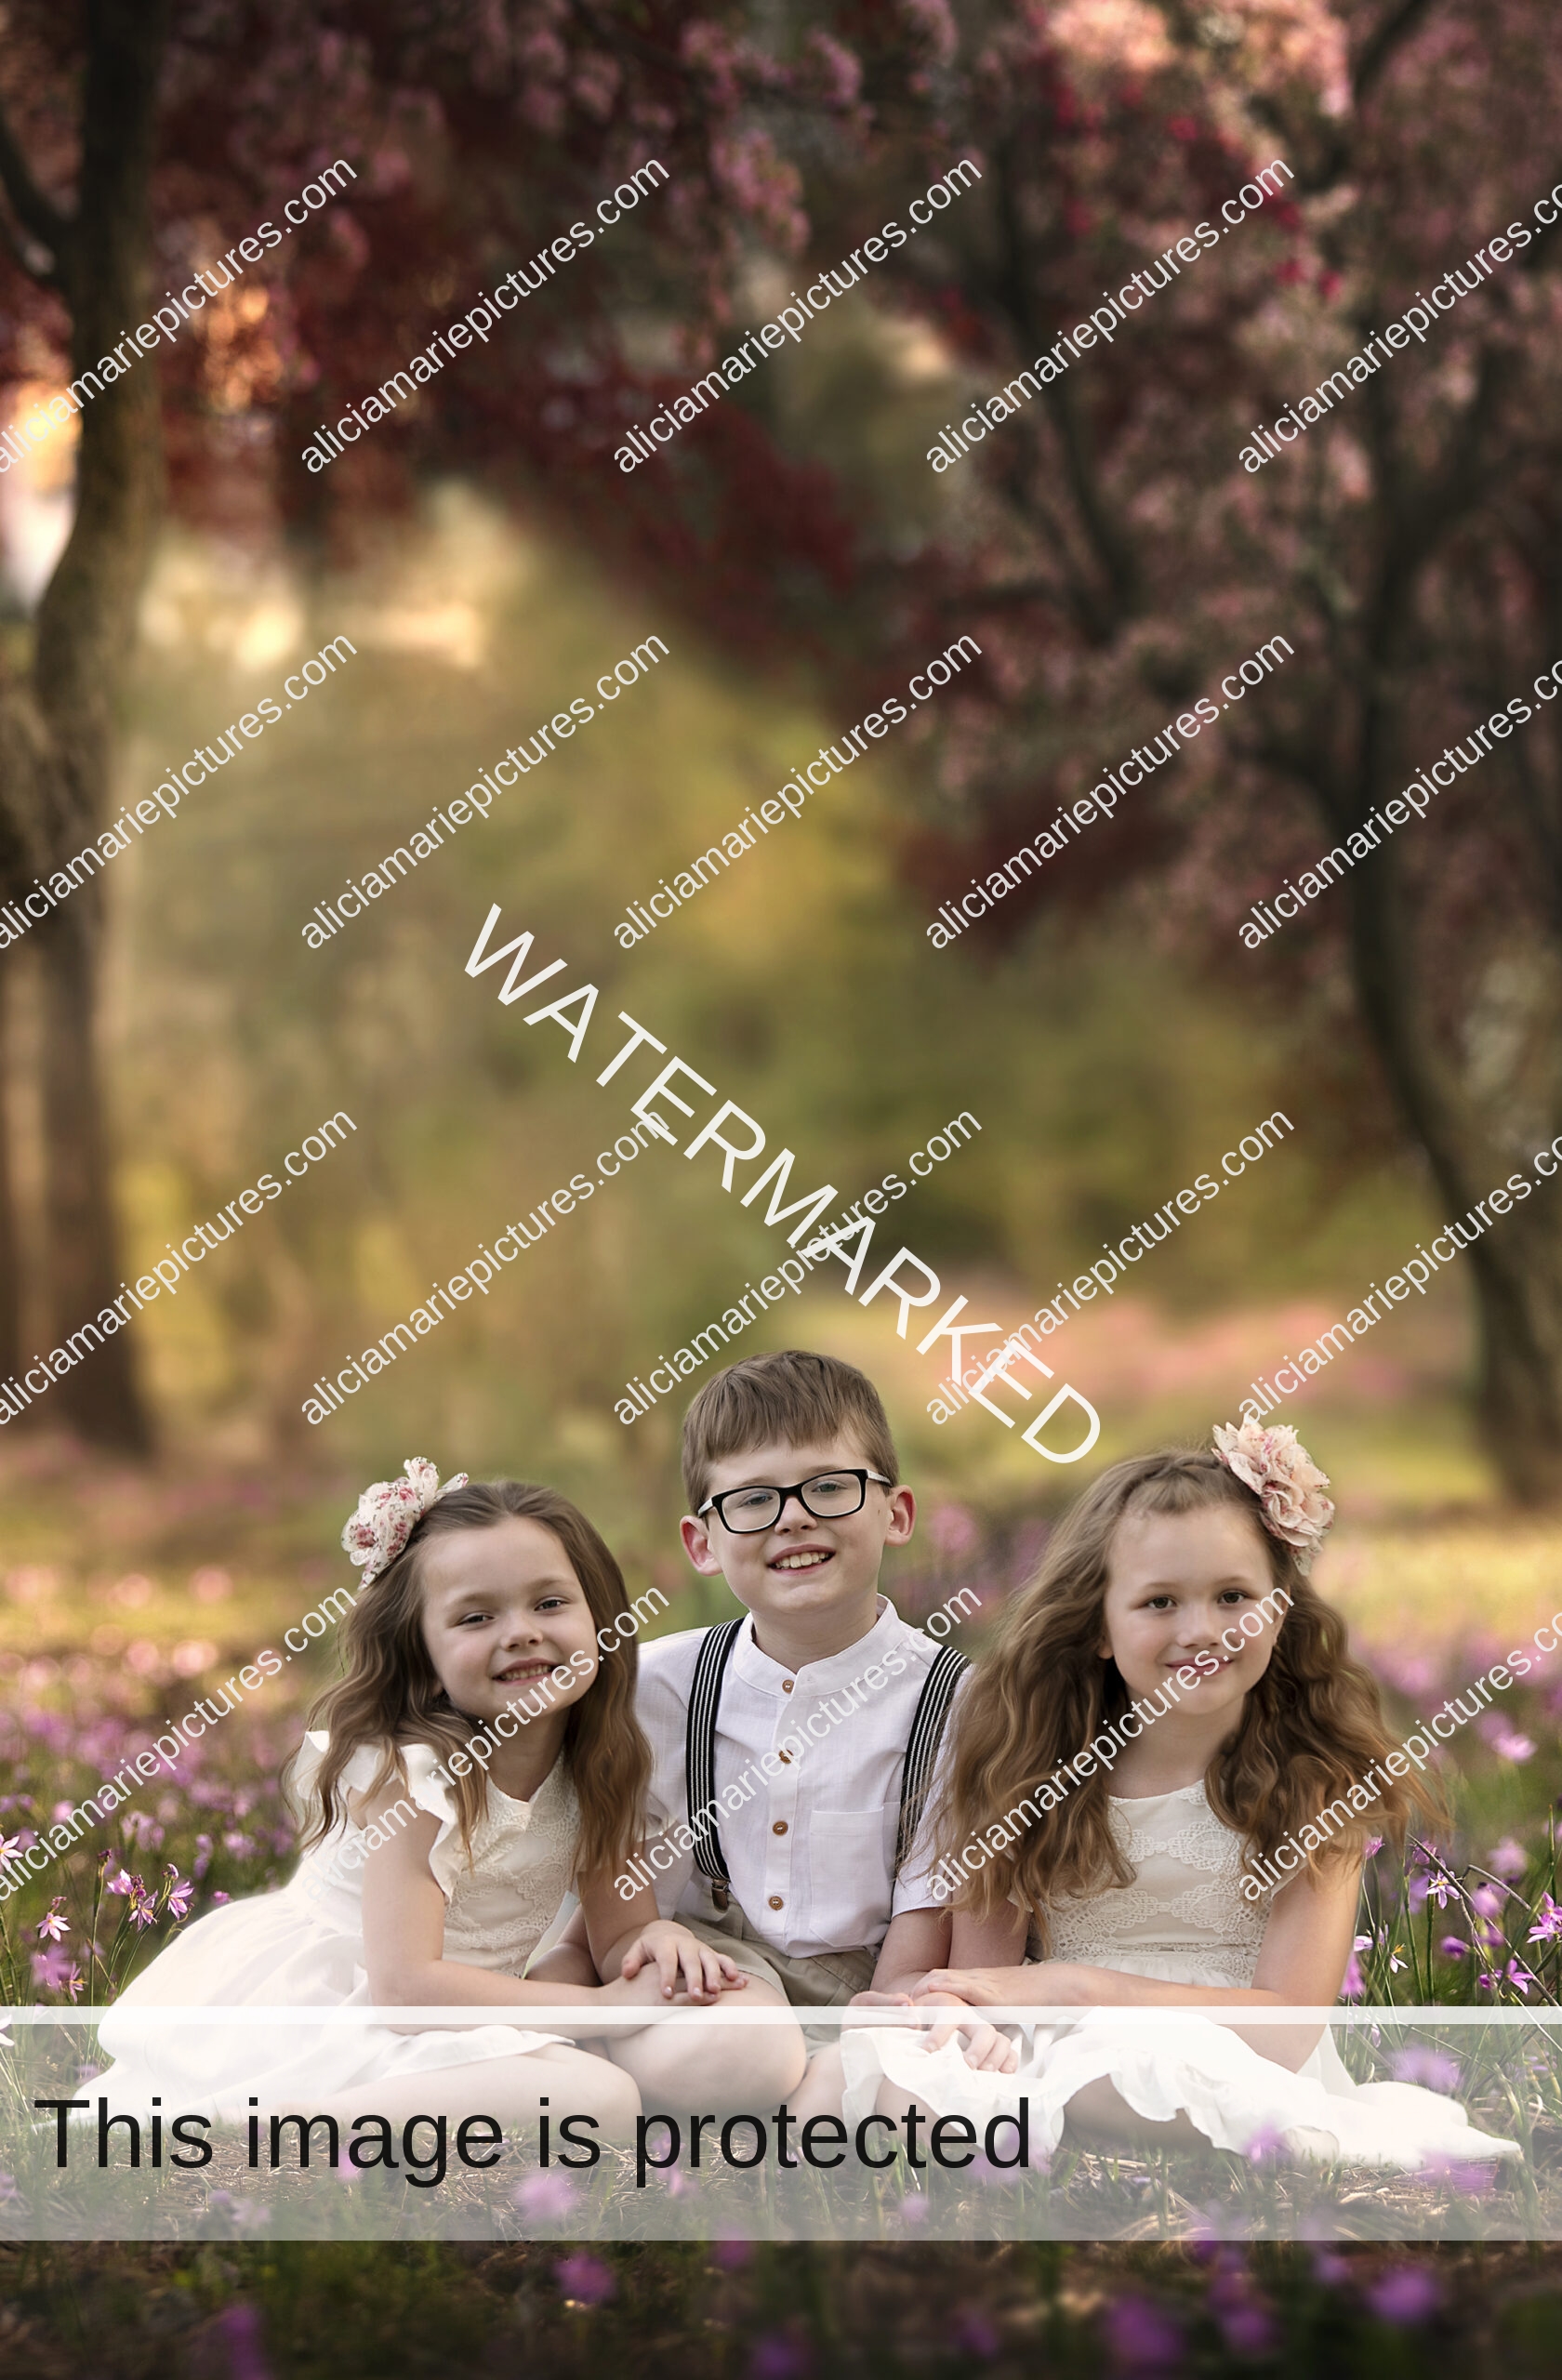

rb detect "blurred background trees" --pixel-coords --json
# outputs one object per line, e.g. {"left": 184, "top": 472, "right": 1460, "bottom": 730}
{"left": 0, "top": 0, "right": 1558, "bottom": 1504}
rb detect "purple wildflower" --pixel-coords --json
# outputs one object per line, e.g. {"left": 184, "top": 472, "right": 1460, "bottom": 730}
{"left": 1101, "top": 2294, "right": 1185, "bottom": 2371}
{"left": 949, "top": 2307, "right": 1001, "bottom": 2359}
{"left": 1488, "top": 1839, "right": 1528, "bottom": 1880}
{"left": 1216, "top": 2304, "right": 1277, "bottom": 2357}
{"left": 512, "top": 2170, "right": 578, "bottom": 2219}
{"left": 164, "top": 1869, "right": 194, "bottom": 1921}
{"left": 1365, "top": 2265, "right": 1440, "bottom": 2324}
{"left": 30, "top": 1946, "right": 75, "bottom": 1992}
{"left": 1390, "top": 2046, "right": 1461, "bottom": 2093}
{"left": 208, "top": 2302, "right": 273, "bottom": 2379}
{"left": 34, "top": 1903, "right": 69, "bottom": 1943}
{"left": 1528, "top": 1894, "right": 1562, "bottom": 1944}
{"left": 749, "top": 2334, "right": 812, "bottom": 2380}
{"left": 1340, "top": 1935, "right": 1372, "bottom": 2001}
{"left": 1477, "top": 1959, "right": 1536, "bottom": 1995}
{"left": 106, "top": 1871, "right": 140, "bottom": 1900}
{"left": 554, "top": 2253, "right": 616, "bottom": 2307}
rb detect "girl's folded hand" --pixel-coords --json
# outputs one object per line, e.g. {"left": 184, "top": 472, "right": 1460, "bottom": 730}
{"left": 916, "top": 1990, "right": 1020, "bottom": 2073}
{"left": 618, "top": 1919, "right": 748, "bottom": 2003}
{"left": 915, "top": 1964, "right": 1092, "bottom": 2008}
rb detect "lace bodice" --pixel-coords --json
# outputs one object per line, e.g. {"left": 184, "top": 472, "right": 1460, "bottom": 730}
{"left": 1033, "top": 1782, "right": 1276, "bottom": 1986}
{"left": 285, "top": 1732, "right": 580, "bottom": 1974}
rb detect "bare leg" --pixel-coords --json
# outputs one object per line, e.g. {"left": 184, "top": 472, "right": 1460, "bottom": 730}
{"left": 317, "top": 2044, "right": 642, "bottom": 2142}
{"left": 789, "top": 2043, "right": 848, "bottom": 2123}
{"left": 605, "top": 1984, "right": 807, "bottom": 2115}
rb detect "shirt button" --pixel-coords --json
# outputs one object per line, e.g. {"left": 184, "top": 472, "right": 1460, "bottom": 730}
{"left": 781, "top": 1679, "right": 793, "bottom": 1692}
{"left": 768, "top": 1895, "right": 784, "bottom": 1910}
{"left": 773, "top": 1820, "right": 788, "bottom": 1835}
{"left": 778, "top": 1751, "right": 792, "bottom": 1764}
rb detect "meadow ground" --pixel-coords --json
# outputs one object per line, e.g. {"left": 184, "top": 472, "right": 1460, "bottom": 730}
{"left": 3, "top": 1427, "right": 1561, "bottom": 2371}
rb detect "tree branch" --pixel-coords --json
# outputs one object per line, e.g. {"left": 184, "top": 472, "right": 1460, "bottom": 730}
{"left": 1352, "top": 0, "right": 1443, "bottom": 107}
{"left": 0, "top": 92, "right": 73, "bottom": 286}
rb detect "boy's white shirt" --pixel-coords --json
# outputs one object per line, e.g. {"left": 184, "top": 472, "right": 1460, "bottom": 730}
{"left": 634, "top": 1595, "right": 962, "bottom": 1958}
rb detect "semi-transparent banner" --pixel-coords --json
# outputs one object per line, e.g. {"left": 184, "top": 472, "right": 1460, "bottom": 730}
{"left": 3, "top": 2006, "right": 1556, "bottom": 2241}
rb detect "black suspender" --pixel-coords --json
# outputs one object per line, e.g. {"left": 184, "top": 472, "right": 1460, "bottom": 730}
{"left": 682, "top": 1620, "right": 969, "bottom": 1911}
{"left": 685, "top": 1617, "right": 746, "bottom": 1908}
{"left": 895, "top": 1643, "right": 969, "bottom": 1872}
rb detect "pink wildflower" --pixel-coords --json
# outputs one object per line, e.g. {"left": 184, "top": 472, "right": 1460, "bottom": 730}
{"left": 554, "top": 2252, "right": 616, "bottom": 2307}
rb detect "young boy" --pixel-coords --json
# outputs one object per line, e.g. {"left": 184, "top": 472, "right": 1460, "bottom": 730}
{"left": 617, "top": 1347, "right": 1012, "bottom": 2110}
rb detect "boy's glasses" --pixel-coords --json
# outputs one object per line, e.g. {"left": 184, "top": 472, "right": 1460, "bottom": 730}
{"left": 697, "top": 1469, "right": 892, "bottom": 1534}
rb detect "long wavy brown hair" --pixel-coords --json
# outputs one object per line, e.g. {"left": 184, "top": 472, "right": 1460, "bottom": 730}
{"left": 293, "top": 1479, "right": 651, "bottom": 1884}
{"left": 935, "top": 1448, "right": 1440, "bottom": 1943}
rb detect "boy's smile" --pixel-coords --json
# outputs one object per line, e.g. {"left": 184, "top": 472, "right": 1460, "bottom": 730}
{"left": 682, "top": 1436, "right": 916, "bottom": 1665}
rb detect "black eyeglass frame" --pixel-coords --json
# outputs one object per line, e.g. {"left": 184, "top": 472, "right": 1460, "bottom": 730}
{"left": 696, "top": 1468, "right": 894, "bottom": 1533}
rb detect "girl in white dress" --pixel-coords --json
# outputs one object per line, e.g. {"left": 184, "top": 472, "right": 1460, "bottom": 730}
{"left": 843, "top": 1424, "right": 1520, "bottom": 2170}
{"left": 97, "top": 1462, "right": 805, "bottom": 2138}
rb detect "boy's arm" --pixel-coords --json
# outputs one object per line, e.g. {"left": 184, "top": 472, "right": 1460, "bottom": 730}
{"left": 863, "top": 1907, "right": 950, "bottom": 1996}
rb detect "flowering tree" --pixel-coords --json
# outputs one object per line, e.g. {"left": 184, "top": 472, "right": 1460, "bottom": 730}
{"left": 815, "top": 0, "right": 1562, "bottom": 1501}
{"left": 0, "top": 0, "right": 863, "bottom": 1448}
{"left": 5, "top": 0, "right": 1561, "bottom": 1498}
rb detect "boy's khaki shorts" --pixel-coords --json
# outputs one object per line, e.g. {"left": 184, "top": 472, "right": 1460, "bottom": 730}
{"left": 677, "top": 1903, "right": 876, "bottom": 2035}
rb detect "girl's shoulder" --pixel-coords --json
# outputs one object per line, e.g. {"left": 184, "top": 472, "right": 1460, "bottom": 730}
{"left": 292, "top": 1730, "right": 454, "bottom": 1830}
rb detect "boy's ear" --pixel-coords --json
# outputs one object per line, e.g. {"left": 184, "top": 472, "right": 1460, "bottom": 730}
{"left": 680, "top": 1513, "right": 725, "bottom": 1577}
{"left": 883, "top": 1485, "right": 916, "bottom": 1546}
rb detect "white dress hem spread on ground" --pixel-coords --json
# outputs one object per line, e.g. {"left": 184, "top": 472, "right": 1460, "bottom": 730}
{"left": 91, "top": 1733, "right": 578, "bottom": 2118}
{"left": 841, "top": 1782, "right": 1521, "bottom": 2170}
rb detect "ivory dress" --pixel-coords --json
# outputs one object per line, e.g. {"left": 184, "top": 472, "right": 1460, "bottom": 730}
{"left": 93, "top": 1734, "right": 579, "bottom": 2118}
{"left": 841, "top": 1781, "right": 1521, "bottom": 2169}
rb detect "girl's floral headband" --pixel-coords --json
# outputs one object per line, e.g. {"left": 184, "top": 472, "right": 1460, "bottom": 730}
{"left": 340, "top": 1457, "right": 469, "bottom": 1587}
{"left": 1211, "top": 1420, "right": 1334, "bottom": 1572}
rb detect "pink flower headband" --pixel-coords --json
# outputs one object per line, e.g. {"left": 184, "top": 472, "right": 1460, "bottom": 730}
{"left": 1211, "top": 1421, "right": 1334, "bottom": 1572}
{"left": 340, "top": 1457, "right": 469, "bottom": 1587}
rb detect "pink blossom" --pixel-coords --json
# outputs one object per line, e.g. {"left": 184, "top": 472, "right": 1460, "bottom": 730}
{"left": 340, "top": 1460, "right": 465, "bottom": 1588}
{"left": 513, "top": 2170, "right": 578, "bottom": 2219}
{"left": 34, "top": 1904, "right": 69, "bottom": 1942}
{"left": 1390, "top": 2045, "right": 1461, "bottom": 2093}
{"left": 1528, "top": 1894, "right": 1562, "bottom": 1943}
{"left": 1101, "top": 2294, "right": 1184, "bottom": 2370}
{"left": 1211, "top": 1421, "right": 1334, "bottom": 1567}
{"left": 1365, "top": 2265, "right": 1439, "bottom": 2324}
{"left": 803, "top": 31, "right": 863, "bottom": 109}
{"left": 553, "top": 2252, "right": 616, "bottom": 2307}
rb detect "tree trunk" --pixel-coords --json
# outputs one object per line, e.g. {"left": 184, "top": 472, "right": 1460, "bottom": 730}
{"left": 0, "top": 0, "right": 170, "bottom": 1450}
{"left": 39, "top": 888, "right": 148, "bottom": 1448}
{"left": 0, "top": 960, "right": 20, "bottom": 1388}
{"left": 1340, "top": 808, "right": 1562, "bottom": 1503}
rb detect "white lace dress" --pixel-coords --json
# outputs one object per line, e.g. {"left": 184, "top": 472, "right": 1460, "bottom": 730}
{"left": 93, "top": 1735, "right": 579, "bottom": 2118}
{"left": 841, "top": 1782, "right": 1520, "bottom": 2169}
